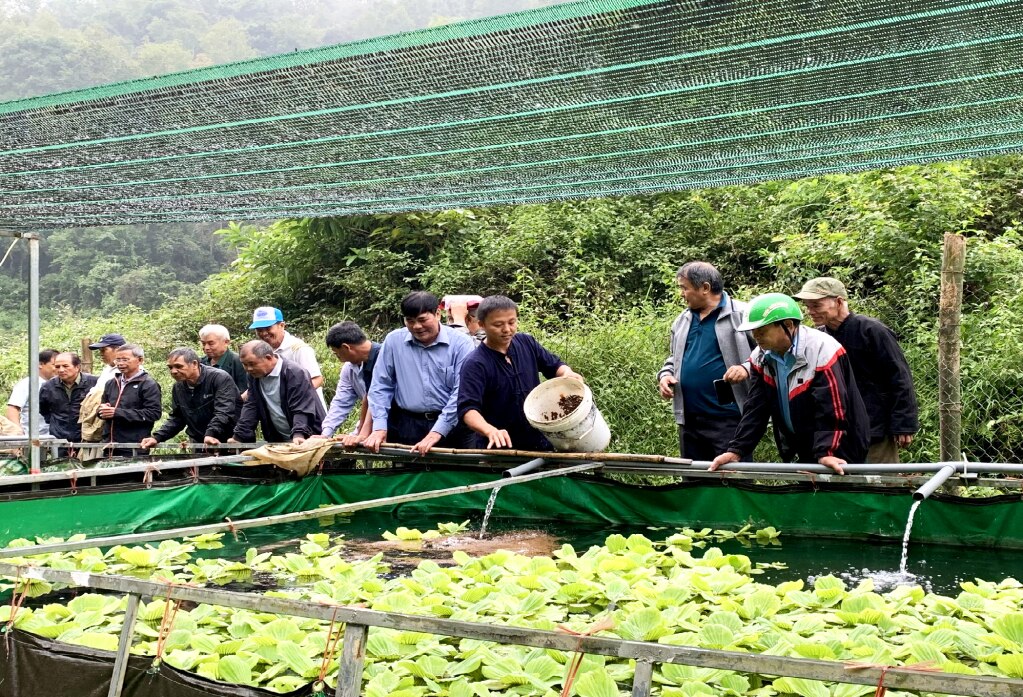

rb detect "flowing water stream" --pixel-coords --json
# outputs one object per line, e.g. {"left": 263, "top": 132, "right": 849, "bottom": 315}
{"left": 899, "top": 499, "right": 923, "bottom": 575}
{"left": 478, "top": 487, "right": 501, "bottom": 539}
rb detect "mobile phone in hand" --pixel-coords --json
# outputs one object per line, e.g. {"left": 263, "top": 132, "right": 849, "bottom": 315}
{"left": 714, "top": 379, "right": 735, "bottom": 406}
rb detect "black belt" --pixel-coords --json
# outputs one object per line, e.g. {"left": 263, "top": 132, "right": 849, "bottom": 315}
{"left": 393, "top": 404, "right": 441, "bottom": 421}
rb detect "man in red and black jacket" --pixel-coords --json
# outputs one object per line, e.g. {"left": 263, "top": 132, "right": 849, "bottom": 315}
{"left": 711, "top": 293, "right": 870, "bottom": 473}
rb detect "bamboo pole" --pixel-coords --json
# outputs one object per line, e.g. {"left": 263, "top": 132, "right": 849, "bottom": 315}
{"left": 336, "top": 623, "right": 368, "bottom": 697}
{"left": 27, "top": 233, "right": 40, "bottom": 475}
{"left": 939, "top": 233, "right": 966, "bottom": 462}
{"left": 0, "top": 454, "right": 251, "bottom": 485}
{"left": 373, "top": 442, "right": 694, "bottom": 465}
{"left": 632, "top": 660, "right": 654, "bottom": 697}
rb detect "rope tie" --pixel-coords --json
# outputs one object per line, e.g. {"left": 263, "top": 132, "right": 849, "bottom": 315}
{"left": 69, "top": 470, "right": 78, "bottom": 495}
{"left": 845, "top": 660, "right": 941, "bottom": 697}
{"left": 4, "top": 566, "right": 30, "bottom": 652}
{"left": 142, "top": 464, "right": 160, "bottom": 489}
{"left": 152, "top": 582, "right": 185, "bottom": 667}
{"left": 189, "top": 465, "right": 199, "bottom": 483}
{"left": 312, "top": 606, "right": 343, "bottom": 693}
{"left": 225, "top": 517, "right": 242, "bottom": 542}
{"left": 556, "top": 615, "right": 615, "bottom": 697}
{"left": 798, "top": 470, "right": 819, "bottom": 491}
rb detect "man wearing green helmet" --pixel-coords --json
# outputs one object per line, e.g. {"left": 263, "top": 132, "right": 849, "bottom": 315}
{"left": 709, "top": 293, "right": 870, "bottom": 473}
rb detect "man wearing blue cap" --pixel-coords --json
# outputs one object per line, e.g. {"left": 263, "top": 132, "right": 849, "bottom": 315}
{"left": 88, "top": 333, "right": 127, "bottom": 392}
{"left": 249, "top": 306, "right": 326, "bottom": 409}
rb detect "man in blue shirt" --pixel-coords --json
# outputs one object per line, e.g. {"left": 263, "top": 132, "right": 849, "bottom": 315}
{"left": 458, "top": 295, "right": 584, "bottom": 450}
{"left": 364, "top": 292, "right": 476, "bottom": 454}
{"left": 657, "top": 262, "right": 754, "bottom": 460}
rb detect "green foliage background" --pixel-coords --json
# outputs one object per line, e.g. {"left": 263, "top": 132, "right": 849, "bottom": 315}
{"left": 3, "top": 156, "right": 1023, "bottom": 461}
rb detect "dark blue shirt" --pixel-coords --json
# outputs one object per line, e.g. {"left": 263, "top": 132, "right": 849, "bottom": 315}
{"left": 680, "top": 293, "right": 740, "bottom": 418}
{"left": 458, "top": 333, "right": 565, "bottom": 451}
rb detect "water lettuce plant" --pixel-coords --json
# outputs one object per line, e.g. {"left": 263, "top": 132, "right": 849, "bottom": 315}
{"left": 1, "top": 524, "right": 1021, "bottom": 696}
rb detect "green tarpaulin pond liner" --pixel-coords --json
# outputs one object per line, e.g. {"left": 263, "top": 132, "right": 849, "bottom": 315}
{"left": 1, "top": 463, "right": 1020, "bottom": 549}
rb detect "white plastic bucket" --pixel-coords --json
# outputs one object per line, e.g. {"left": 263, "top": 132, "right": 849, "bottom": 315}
{"left": 523, "top": 376, "right": 611, "bottom": 452}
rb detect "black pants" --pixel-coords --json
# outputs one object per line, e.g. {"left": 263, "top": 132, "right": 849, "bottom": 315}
{"left": 389, "top": 405, "right": 476, "bottom": 449}
{"left": 679, "top": 410, "right": 743, "bottom": 462}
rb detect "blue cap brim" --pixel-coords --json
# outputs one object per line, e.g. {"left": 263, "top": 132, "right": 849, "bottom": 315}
{"left": 249, "top": 320, "right": 278, "bottom": 329}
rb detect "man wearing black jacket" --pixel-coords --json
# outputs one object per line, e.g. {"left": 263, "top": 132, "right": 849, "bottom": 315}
{"left": 229, "top": 340, "right": 325, "bottom": 444}
{"left": 40, "top": 352, "right": 98, "bottom": 442}
{"left": 141, "top": 348, "right": 240, "bottom": 449}
{"left": 795, "top": 277, "right": 919, "bottom": 463}
{"left": 99, "top": 344, "right": 162, "bottom": 456}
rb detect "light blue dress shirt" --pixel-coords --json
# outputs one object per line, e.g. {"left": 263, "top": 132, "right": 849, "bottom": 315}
{"left": 321, "top": 360, "right": 366, "bottom": 436}
{"left": 368, "top": 325, "right": 473, "bottom": 436}
{"left": 764, "top": 331, "right": 800, "bottom": 434}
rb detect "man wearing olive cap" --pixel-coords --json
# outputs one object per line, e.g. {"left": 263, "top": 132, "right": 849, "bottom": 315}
{"left": 794, "top": 277, "right": 918, "bottom": 463}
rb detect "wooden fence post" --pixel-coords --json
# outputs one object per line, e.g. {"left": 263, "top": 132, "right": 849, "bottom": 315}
{"left": 938, "top": 233, "right": 965, "bottom": 462}
{"left": 107, "top": 593, "right": 140, "bottom": 697}
{"left": 336, "top": 623, "right": 368, "bottom": 697}
{"left": 632, "top": 660, "right": 654, "bottom": 696}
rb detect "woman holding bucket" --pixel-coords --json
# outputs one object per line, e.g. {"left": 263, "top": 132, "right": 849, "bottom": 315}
{"left": 458, "top": 295, "right": 584, "bottom": 450}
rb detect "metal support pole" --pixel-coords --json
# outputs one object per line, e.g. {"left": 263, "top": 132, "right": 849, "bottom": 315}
{"left": 632, "top": 660, "right": 654, "bottom": 697}
{"left": 336, "top": 623, "right": 368, "bottom": 697}
{"left": 27, "top": 233, "right": 40, "bottom": 474}
{"left": 107, "top": 593, "right": 140, "bottom": 697}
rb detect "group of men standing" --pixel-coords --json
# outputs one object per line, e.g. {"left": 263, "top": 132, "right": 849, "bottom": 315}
{"left": 658, "top": 262, "right": 917, "bottom": 473}
{"left": 6, "top": 291, "right": 581, "bottom": 458}
{"left": 7, "top": 265, "right": 917, "bottom": 470}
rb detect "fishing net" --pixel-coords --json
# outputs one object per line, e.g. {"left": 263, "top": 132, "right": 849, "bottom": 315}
{"left": 242, "top": 440, "right": 336, "bottom": 477}
{"left": 2, "top": 0, "right": 1023, "bottom": 228}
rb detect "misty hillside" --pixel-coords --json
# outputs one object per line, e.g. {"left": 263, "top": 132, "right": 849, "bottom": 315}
{"left": 0, "top": 0, "right": 565, "bottom": 101}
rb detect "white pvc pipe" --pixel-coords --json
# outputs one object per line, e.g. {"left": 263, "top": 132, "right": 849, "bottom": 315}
{"left": 913, "top": 464, "right": 958, "bottom": 500}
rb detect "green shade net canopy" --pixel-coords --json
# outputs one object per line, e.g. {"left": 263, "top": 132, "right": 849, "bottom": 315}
{"left": 2, "top": 0, "right": 1023, "bottom": 229}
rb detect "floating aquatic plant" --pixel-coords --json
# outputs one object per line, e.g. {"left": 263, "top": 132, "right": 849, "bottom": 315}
{"left": 1, "top": 524, "right": 1021, "bottom": 695}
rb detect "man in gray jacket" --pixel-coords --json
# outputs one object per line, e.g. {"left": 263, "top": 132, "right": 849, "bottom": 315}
{"left": 657, "top": 262, "right": 754, "bottom": 460}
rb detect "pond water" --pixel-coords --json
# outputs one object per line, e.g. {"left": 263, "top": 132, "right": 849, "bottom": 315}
{"left": 198, "top": 510, "right": 1023, "bottom": 596}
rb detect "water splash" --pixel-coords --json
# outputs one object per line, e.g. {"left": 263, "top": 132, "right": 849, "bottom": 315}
{"left": 899, "top": 499, "right": 922, "bottom": 575}
{"left": 479, "top": 487, "right": 501, "bottom": 539}
{"left": 839, "top": 567, "right": 930, "bottom": 593}
{"left": 839, "top": 499, "right": 925, "bottom": 591}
